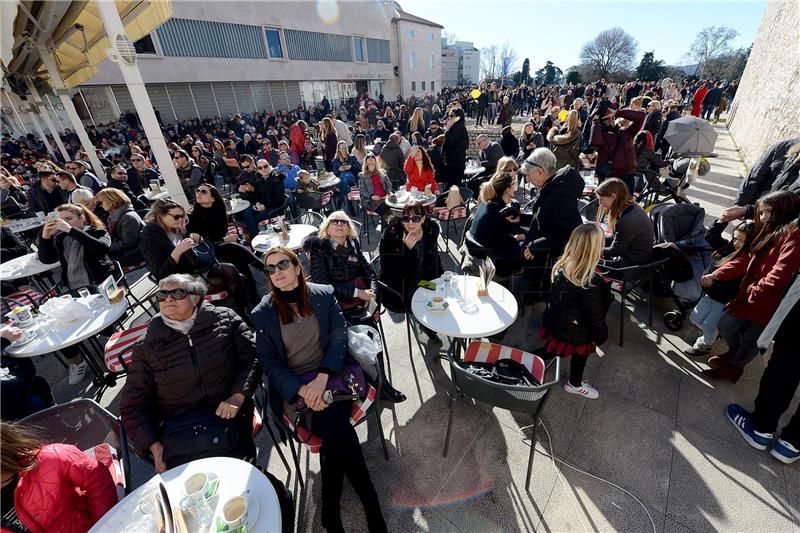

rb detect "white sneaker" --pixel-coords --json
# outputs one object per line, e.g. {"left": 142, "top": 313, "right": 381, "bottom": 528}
{"left": 564, "top": 381, "right": 599, "bottom": 399}
{"left": 68, "top": 361, "right": 88, "bottom": 385}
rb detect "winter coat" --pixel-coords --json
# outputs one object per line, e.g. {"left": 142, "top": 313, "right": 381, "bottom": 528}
{"left": 127, "top": 167, "right": 159, "bottom": 195}
{"left": 289, "top": 124, "right": 306, "bottom": 156}
{"left": 702, "top": 87, "right": 722, "bottom": 107}
{"left": 303, "top": 234, "right": 377, "bottom": 303}
{"left": 107, "top": 205, "right": 144, "bottom": 262}
{"left": 239, "top": 170, "right": 286, "bottom": 211}
{"left": 691, "top": 86, "right": 708, "bottom": 116}
{"left": 138, "top": 223, "right": 196, "bottom": 281}
{"left": 548, "top": 126, "right": 582, "bottom": 171}
{"left": 524, "top": 175, "right": 582, "bottom": 258}
{"left": 251, "top": 283, "right": 347, "bottom": 403}
{"left": 643, "top": 110, "right": 663, "bottom": 139}
{"left": 7, "top": 444, "right": 117, "bottom": 533}
{"left": 26, "top": 182, "right": 65, "bottom": 214}
{"left": 358, "top": 171, "right": 393, "bottom": 211}
{"left": 323, "top": 131, "right": 338, "bottom": 168}
{"left": 76, "top": 171, "right": 103, "bottom": 194}
{"left": 470, "top": 200, "right": 522, "bottom": 277}
{"left": 727, "top": 226, "right": 800, "bottom": 326}
{"left": 520, "top": 132, "right": 544, "bottom": 159}
{"left": 543, "top": 271, "right": 612, "bottom": 346}
{"left": 428, "top": 146, "right": 446, "bottom": 180}
{"left": 378, "top": 217, "right": 443, "bottom": 308}
{"left": 379, "top": 140, "right": 406, "bottom": 186}
{"left": 735, "top": 138, "right": 800, "bottom": 206}
{"left": 442, "top": 118, "right": 469, "bottom": 184}
{"left": 37, "top": 225, "right": 114, "bottom": 289}
{"left": 187, "top": 202, "right": 228, "bottom": 244}
{"left": 500, "top": 131, "right": 520, "bottom": 158}
{"left": 656, "top": 110, "right": 681, "bottom": 154}
{"left": 604, "top": 204, "right": 655, "bottom": 266}
{"left": 590, "top": 109, "right": 646, "bottom": 178}
{"left": 332, "top": 155, "right": 362, "bottom": 182}
{"left": 120, "top": 302, "right": 258, "bottom": 456}
{"left": 104, "top": 179, "right": 147, "bottom": 211}
{"left": 478, "top": 142, "right": 505, "bottom": 175}
{"left": 176, "top": 164, "right": 204, "bottom": 198}
{"left": 403, "top": 157, "right": 438, "bottom": 193}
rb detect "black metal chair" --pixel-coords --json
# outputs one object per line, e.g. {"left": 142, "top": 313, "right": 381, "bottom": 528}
{"left": 112, "top": 261, "right": 156, "bottom": 319}
{"left": 22, "top": 399, "right": 132, "bottom": 497}
{"left": 287, "top": 211, "right": 324, "bottom": 228}
{"left": 442, "top": 341, "right": 560, "bottom": 491}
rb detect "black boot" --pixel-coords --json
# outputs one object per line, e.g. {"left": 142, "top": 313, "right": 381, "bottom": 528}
{"left": 380, "top": 382, "right": 406, "bottom": 403}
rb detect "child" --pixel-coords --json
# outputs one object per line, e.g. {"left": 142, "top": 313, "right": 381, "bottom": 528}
{"left": 538, "top": 223, "right": 612, "bottom": 399}
{"left": 294, "top": 169, "right": 318, "bottom": 193}
{"left": 685, "top": 219, "right": 756, "bottom": 356}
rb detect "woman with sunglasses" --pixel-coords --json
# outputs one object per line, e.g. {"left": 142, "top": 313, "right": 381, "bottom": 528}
{"left": 358, "top": 154, "right": 394, "bottom": 217}
{"left": 303, "top": 212, "right": 407, "bottom": 403}
{"left": 120, "top": 274, "right": 259, "bottom": 472}
{"left": 251, "top": 248, "right": 387, "bottom": 533}
{"left": 378, "top": 201, "right": 443, "bottom": 312}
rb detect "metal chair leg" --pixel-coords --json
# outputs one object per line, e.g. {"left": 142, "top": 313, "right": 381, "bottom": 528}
{"left": 443, "top": 382, "right": 457, "bottom": 457}
{"left": 619, "top": 288, "right": 626, "bottom": 347}
{"left": 264, "top": 421, "right": 291, "bottom": 472}
{"left": 648, "top": 279, "right": 654, "bottom": 326}
{"left": 526, "top": 390, "right": 552, "bottom": 491}
{"left": 374, "top": 404, "right": 389, "bottom": 461}
{"left": 377, "top": 318, "right": 392, "bottom": 379}
{"left": 288, "top": 437, "right": 304, "bottom": 489}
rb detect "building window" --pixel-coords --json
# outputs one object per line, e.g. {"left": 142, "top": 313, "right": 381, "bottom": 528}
{"left": 409, "top": 51, "right": 415, "bottom": 69}
{"left": 284, "top": 29, "right": 353, "bottom": 62}
{"left": 134, "top": 34, "right": 157, "bottom": 54}
{"left": 429, "top": 33, "right": 434, "bottom": 42}
{"left": 366, "top": 38, "right": 390, "bottom": 63}
{"left": 353, "top": 36, "right": 366, "bottom": 62}
{"left": 408, "top": 30, "right": 415, "bottom": 39}
{"left": 431, "top": 81, "right": 435, "bottom": 91}
{"left": 264, "top": 28, "right": 284, "bottom": 59}
{"left": 429, "top": 53, "right": 434, "bottom": 69}
{"left": 422, "top": 81, "right": 426, "bottom": 91}
{"left": 411, "top": 81, "right": 416, "bottom": 91}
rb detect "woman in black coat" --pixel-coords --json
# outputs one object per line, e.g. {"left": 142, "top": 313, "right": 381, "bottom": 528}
{"left": 96, "top": 188, "right": 144, "bottom": 268}
{"left": 442, "top": 107, "right": 469, "bottom": 189}
{"left": 378, "top": 202, "right": 443, "bottom": 311}
{"left": 470, "top": 172, "right": 525, "bottom": 278}
{"left": 427, "top": 135, "right": 446, "bottom": 183}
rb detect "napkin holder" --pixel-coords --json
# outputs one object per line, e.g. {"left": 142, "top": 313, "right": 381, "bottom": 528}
{"left": 476, "top": 258, "right": 496, "bottom": 297}
{"left": 107, "top": 287, "right": 125, "bottom": 304}
{"left": 476, "top": 279, "right": 489, "bottom": 297}
{"left": 279, "top": 219, "right": 290, "bottom": 240}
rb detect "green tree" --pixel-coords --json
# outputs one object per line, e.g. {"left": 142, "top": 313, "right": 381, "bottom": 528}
{"left": 521, "top": 58, "right": 531, "bottom": 84}
{"left": 635, "top": 51, "right": 667, "bottom": 81}
{"left": 565, "top": 69, "right": 582, "bottom": 85}
{"left": 534, "top": 61, "right": 563, "bottom": 85}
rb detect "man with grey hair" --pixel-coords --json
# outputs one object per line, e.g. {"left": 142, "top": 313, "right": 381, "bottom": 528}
{"left": 516, "top": 148, "right": 582, "bottom": 303}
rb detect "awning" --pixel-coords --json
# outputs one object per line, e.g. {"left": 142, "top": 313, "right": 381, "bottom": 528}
{"left": 2, "top": 0, "right": 172, "bottom": 90}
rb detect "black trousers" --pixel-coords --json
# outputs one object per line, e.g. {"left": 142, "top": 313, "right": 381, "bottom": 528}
{"left": 313, "top": 401, "right": 386, "bottom": 533}
{"left": 751, "top": 302, "right": 800, "bottom": 446}
{"left": 214, "top": 242, "right": 262, "bottom": 304}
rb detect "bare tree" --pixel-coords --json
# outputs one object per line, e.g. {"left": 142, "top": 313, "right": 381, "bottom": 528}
{"left": 442, "top": 31, "right": 458, "bottom": 47}
{"left": 480, "top": 44, "right": 499, "bottom": 80}
{"left": 579, "top": 28, "right": 638, "bottom": 80}
{"left": 688, "top": 26, "right": 740, "bottom": 78}
{"left": 500, "top": 42, "right": 519, "bottom": 78}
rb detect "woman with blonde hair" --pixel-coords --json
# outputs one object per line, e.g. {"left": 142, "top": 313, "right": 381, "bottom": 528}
{"left": 539, "top": 223, "right": 611, "bottom": 399}
{"left": 595, "top": 178, "right": 654, "bottom": 266}
{"left": 408, "top": 107, "right": 426, "bottom": 136}
{"left": 351, "top": 134, "right": 368, "bottom": 166}
{"left": 547, "top": 109, "right": 582, "bottom": 171}
{"left": 470, "top": 172, "right": 525, "bottom": 277}
{"left": 95, "top": 188, "right": 144, "bottom": 267}
{"left": 358, "top": 153, "right": 393, "bottom": 216}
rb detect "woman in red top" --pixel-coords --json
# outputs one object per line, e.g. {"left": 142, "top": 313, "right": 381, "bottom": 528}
{"left": 1, "top": 422, "right": 117, "bottom": 533}
{"left": 705, "top": 191, "right": 800, "bottom": 382}
{"left": 403, "top": 146, "right": 438, "bottom": 194}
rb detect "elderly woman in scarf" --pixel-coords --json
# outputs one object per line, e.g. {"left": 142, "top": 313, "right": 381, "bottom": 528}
{"left": 120, "top": 274, "right": 259, "bottom": 472}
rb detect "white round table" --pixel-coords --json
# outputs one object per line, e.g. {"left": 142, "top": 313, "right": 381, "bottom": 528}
{"left": 317, "top": 176, "right": 341, "bottom": 189}
{"left": 89, "top": 457, "right": 281, "bottom": 533}
{"left": 0, "top": 253, "right": 58, "bottom": 282}
{"left": 385, "top": 192, "right": 437, "bottom": 210}
{"left": 410, "top": 275, "right": 518, "bottom": 339}
{"left": 5, "top": 217, "right": 44, "bottom": 235}
{"left": 144, "top": 190, "right": 170, "bottom": 201}
{"left": 463, "top": 165, "right": 486, "bottom": 178}
{"left": 365, "top": 144, "right": 376, "bottom": 153}
{"left": 227, "top": 198, "right": 250, "bottom": 215}
{"left": 4, "top": 298, "right": 128, "bottom": 358}
{"left": 251, "top": 223, "right": 317, "bottom": 252}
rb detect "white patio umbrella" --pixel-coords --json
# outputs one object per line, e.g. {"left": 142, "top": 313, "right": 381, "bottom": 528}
{"left": 664, "top": 115, "right": 718, "bottom": 155}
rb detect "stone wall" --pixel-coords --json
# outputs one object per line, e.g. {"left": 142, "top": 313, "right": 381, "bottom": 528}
{"left": 728, "top": 0, "right": 800, "bottom": 167}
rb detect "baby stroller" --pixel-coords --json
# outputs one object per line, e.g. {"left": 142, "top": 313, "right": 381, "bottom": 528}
{"left": 649, "top": 202, "right": 712, "bottom": 330}
{"left": 638, "top": 156, "right": 711, "bottom": 209}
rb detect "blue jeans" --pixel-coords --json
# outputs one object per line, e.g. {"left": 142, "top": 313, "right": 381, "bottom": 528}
{"left": 689, "top": 295, "right": 726, "bottom": 347}
{"left": 241, "top": 206, "right": 284, "bottom": 236}
{"left": 718, "top": 312, "right": 765, "bottom": 369}
{"left": 701, "top": 104, "right": 715, "bottom": 120}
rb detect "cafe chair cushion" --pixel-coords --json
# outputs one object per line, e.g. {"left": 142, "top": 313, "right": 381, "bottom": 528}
{"left": 463, "top": 341, "right": 546, "bottom": 384}
{"left": 347, "top": 188, "right": 361, "bottom": 201}
{"left": 204, "top": 291, "right": 229, "bottom": 303}
{"left": 84, "top": 442, "right": 126, "bottom": 501}
{"left": 104, "top": 322, "right": 150, "bottom": 373}
{"left": 432, "top": 205, "right": 468, "bottom": 221}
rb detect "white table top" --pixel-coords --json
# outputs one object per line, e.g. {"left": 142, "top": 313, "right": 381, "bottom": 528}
{"left": 89, "top": 457, "right": 281, "bottom": 533}
{"left": 227, "top": 198, "right": 250, "bottom": 215}
{"left": 365, "top": 144, "right": 376, "bottom": 153}
{"left": 317, "top": 176, "right": 341, "bottom": 189}
{"left": 144, "top": 190, "right": 170, "bottom": 201}
{"left": 410, "top": 275, "right": 518, "bottom": 338}
{"left": 464, "top": 165, "right": 486, "bottom": 177}
{"left": 0, "top": 253, "right": 58, "bottom": 282}
{"left": 251, "top": 223, "right": 317, "bottom": 252}
{"left": 5, "top": 217, "right": 44, "bottom": 234}
{"left": 385, "top": 192, "right": 437, "bottom": 210}
{"left": 4, "top": 298, "right": 128, "bottom": 357}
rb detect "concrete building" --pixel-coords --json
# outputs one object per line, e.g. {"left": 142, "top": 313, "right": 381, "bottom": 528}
{"left": 441, "top": 40, "right": 481, "bottom": 87}
{"left": 52, "top": 0, "right": 441, "bottom": 126}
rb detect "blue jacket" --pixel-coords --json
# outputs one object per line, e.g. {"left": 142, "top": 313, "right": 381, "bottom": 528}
{"left": 276, "top": 164, "right": 300, "bottom": 190}
{"left": 250, "top": 283, "right": 347, "bottom": 402}
{"left": 332, "top": 156, "right": 362, "bottom": 179}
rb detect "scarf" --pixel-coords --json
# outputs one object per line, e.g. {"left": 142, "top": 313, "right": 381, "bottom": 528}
{"left": 64, "top": 230, "right": 92, "bottom": 290}
{"left": 162, "top": 307, "right": 199, "bottom": 334}
{"left": 276, "top": 285, "right": 302, "bottom": 304}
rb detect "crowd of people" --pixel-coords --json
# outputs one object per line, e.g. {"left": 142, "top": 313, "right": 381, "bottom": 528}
{"left": 2, "top": 72, "right": 799, "bottom": 533}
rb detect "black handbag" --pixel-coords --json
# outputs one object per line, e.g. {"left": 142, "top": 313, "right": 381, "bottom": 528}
{"left": 161, "top": 409, "right": 241, "bottom": 467}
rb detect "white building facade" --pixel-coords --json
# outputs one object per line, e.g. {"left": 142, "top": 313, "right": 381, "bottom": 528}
{"left": 66, "top": 0, "right": 440, "bottom": 125}
{"left": 440, "top": 40, "right": 480, "bottom": 87}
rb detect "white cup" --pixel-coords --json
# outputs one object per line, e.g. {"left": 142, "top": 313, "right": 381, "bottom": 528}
{"left": 430, "top": 295, "right": 445, "bottom": 310}
{"left": 5, "top": 305, "right": 33, "bottom": 327}
{"left": 183, "top": 473, "right": 208, "bottom": 501}
{"left": 221, "top": 495, "right": 248, "bottom": 529}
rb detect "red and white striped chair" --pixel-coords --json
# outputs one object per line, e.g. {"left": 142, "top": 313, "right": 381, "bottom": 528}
{"left": 85, "top": 443, "right": 127, "bottom": 501}
{"left": 204, "top": 291, "right": 230, "bottom": 304}
{"left": 431, "top": 186, "right": 474, "bottom": 252}
{"left": 103, "top": 322, "right": 150, "bottom": 374}
{"left": 320, "top": 190, "right": 334, "bottom": 213}
{"left": 444, "top": 340, "right": 560, "bottom": 490}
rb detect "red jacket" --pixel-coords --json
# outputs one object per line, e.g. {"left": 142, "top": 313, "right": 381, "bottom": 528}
{"left": 692, "top": 87, "right": 708, "bottom": 117}
{"left": 727, "top": 227, "right": 800, "bottom": 326}
{"left": 289, "top": 124, "right": 306, "bottom": 156}
{"left": 4, "top": 444, "right": 117, "bottom": 533}
{"left": 589, "top": 109, "right": 645, "bottom": 178}
{"left": 403, "top": 157, "right": 438, "bottom": 193}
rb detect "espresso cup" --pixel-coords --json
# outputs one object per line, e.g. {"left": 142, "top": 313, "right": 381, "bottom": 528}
{"left": 5, "top": 306, "right": 33, "bottom": 327}
{"left": 183, "top": 473, "right": 208, "bottom": 501}
{"left": 221, "top": 495, "right": 248, "bottom": 529}
{"left": 430, "top": 295, "right": 445, "bottom": 310}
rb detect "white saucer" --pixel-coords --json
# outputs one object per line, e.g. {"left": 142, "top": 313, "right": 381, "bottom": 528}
{"left": 426, "top": 300, "right": 448, "bottom": 313}
{"left": 10, "top": 330, "right": 37, "bottom": 346}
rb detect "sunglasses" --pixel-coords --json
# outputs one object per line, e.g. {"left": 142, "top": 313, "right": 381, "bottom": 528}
{"left": 166, "top": 213, "right": 185, "bottom": 221}
{"left": 156, "top": 288, "right": 196, "bottom": 302}
{"left": 265, "top": 259, "right": 292, "bottom": 274}
{"left": 401, "top": 215, "right": 423, "bottom": 223}
{"left": 329, "top": 219, "right": 349, "bottom": 226}
{"left": 257, "top": 165, "right": 269, "bottom": 170}
{"left": 195, "top": 189, "right": 210, "bottom": 194}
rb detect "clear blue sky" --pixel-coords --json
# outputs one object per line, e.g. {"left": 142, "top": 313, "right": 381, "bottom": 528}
{"left": 401, "top": 1, "right": 766, "bottom": 69}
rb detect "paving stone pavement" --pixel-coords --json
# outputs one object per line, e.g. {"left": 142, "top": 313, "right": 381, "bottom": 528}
{"left": 34, "top": 122, "right": 800, "bottom": 532}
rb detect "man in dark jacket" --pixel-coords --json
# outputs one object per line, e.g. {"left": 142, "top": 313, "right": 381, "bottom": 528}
{"left": 237, "top": 159, "right": 286, "bottom": 236}
{"left": 106, "top": 165, "right": 147, "bottom": 210}
{"left": 27, "top": 171, "right": 65, "bottom": 214}
{"left": 516, "top": 148, "right": 582, "bottom": 303}
{"left": 66, "top": 161, "right": 103, "bottom": 193}
{"left": 379, "top": 133, "right": 406, "bottom": 188}
{"left": 173, "top": 149, "right": 204, "bottom": 198}
{"left": 476, "top": 134, "right": 504, "bottom": 176}
{"left": 589, "top": 102, "right": 646, "bottom": 194}
{"left": 701, "top": 82, "right": 723, "bottom": 121}
{"left": 734, "top": 137, "right": 800, "bottom": 207}
{"left": 126, "top": 154, "right": 158, "bottom": 196}
{"left": 442, "top": 107, "right": 469, "bottom": 189}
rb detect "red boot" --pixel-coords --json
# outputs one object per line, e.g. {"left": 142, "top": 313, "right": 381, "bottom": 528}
{"left": 702, "top": 364, "right": 743, "bottom": 383}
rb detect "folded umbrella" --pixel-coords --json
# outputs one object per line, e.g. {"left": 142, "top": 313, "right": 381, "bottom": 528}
{"left": 664, "top": 116, "right": 718, "bottom": 155}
